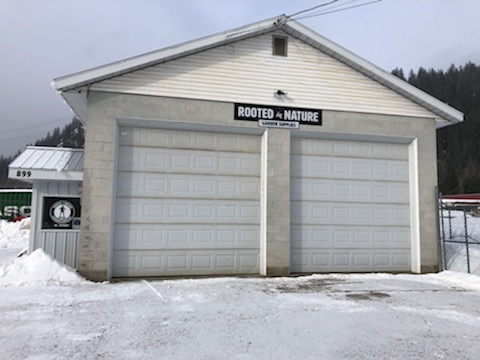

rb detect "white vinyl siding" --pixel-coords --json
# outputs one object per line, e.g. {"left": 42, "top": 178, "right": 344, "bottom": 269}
{"left": 290, "top": 138, "right": 411, "bottom": 273}
{"left": 112, "top": 127, "right": 261, "bottom": 277}
{"left": 92, "top": 31, "right": 436, "bottom": 120}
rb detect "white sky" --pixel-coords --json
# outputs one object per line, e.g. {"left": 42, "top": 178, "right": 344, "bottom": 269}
{"left": 1, "top": 0, "right": 479, "bottom": 157}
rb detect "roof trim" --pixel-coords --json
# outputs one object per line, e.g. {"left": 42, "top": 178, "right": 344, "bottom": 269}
{"left": 52, "top": 15, "right": 463, "bottom": 127}
{"left": 53, "top": 16, "right": 282, "bottom": 92}
{"left": 281, "top": 20, "right": 463, "bottom": 127}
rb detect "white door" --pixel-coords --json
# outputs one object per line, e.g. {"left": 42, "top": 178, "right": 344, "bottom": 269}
{"left": 113, "top": 127, "right": 261, "bottom": 277}
{"left": 291, "top": 137, "right": 411, "bottom": 272}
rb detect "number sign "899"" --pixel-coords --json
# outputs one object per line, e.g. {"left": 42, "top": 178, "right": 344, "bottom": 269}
{"left": 16, "top": 170, "right": 32, "bottom": 178}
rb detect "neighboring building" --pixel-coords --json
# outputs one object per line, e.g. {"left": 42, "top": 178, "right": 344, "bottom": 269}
{"left": 8, "top": 146, "right": 83, "bottom": 268}
{"left": 441, "top": 194, "right": 480, "bottom": 205}
{"left": 48, "top": 16, "right": 462, "bottom": 281}
{"left": 441, "top": 194, "right": 480, "bottom": 212}
{"left": 0, "top": 189, "right": 32, "bottom": 221}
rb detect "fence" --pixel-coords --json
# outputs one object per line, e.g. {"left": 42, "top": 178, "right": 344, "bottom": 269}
{"left": 438, "top": 196, "right": 480, "bottom": 275}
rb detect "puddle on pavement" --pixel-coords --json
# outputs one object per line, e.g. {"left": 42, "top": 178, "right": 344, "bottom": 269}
{"left": 345, "top": 291, "right": 391, "bottom": 301}
{"left": 264, "top": 278, "right": 393, "bottom": 300}
{"left": 269, "top": 278, "right": 355, "bottom": 293}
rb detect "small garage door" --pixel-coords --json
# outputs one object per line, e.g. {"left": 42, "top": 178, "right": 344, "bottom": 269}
{"left": 113, "top": 127, "right": 261, "bottom": 277}
{"left": 291, "top": 137, "right": 411, "bottom": 273}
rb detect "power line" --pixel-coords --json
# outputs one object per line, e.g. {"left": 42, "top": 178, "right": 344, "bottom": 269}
{"left": 287, "top": 0, "right": 339, "bottom": 19}
{"left": 287, "top": 0, "right": 383, "bottom": 21}
{"left": 296, "top": 0, "right": 383, "bottom": 20}
{"left": 292, "top": 0, "right": 357, "bottom": 18}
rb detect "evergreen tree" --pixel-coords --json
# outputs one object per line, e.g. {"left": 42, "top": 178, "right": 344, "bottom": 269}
{"left": 34, "top": 117, "right": 84, "bottom": 148}
{"left": 0, "top": 117, "right": 84, "bottom": 188}
{"left": 0, "top": 151, "right": 31, "bottom": 189}
{"left": 397, "top": 62, "right": 480, "bottom": 194}
{"left": 391, "top": 67, "right": 405, "bottom": 80}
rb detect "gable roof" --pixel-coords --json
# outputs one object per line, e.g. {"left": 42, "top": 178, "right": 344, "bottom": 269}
{"left": 53, "top": 16, "right": 463, "bottom": 128}
{"left": 8, "top": 146, "right": 83, "bottom": 182}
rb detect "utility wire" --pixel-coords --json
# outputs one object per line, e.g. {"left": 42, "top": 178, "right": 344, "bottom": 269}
{"left": 295, "top": 0, "right": 383, "bottom": 20}
{"left": 287, "top": 0, "right": 382, "bottom": 21}
{"left": 292, "top": 0, "right": 357, "bottom": 18}
{"left": 287, "top": 0, "right": 339, "bottom": 19}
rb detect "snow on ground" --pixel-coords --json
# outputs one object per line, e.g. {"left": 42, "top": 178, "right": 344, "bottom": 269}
{"left": 0, "top": 217, "right": 29, "bottom": 267}
{"left": 0, "top": 249, "right": 88, "bottom": 287}
{"left": 1, "top": 220, "right": 480, "bottom": 359}
{"left": 444, "top": 242, "right": 480, "bottom": 274}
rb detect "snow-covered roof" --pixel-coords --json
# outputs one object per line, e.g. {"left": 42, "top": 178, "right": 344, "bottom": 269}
{"left": 0, "top": 189, "right": 32, "bottom": 193}
{"left": 8, "top": 146, "right": 83, "bottom": 182}
{"left": 53, "top": 16, "right": 463, "bottom": 128}
{"left": 442, "top": 194, "right": 480, "bottom": 205}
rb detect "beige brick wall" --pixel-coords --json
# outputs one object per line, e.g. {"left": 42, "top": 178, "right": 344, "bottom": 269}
{"left": 78, "top": 91, "right": 439, "bottom": 280}
{"left": 263, "top": 129, "right": 291, "bottom": 276}
{"left": 77, "top": 99, "right": 116, "bottom": 279}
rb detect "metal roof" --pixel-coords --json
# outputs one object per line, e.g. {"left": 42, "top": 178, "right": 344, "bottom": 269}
{"left": 8, "top": 146, "right": 83, "bottom": 182}
{"left": 52, "top": 15, "right": 463, "bottom": 128}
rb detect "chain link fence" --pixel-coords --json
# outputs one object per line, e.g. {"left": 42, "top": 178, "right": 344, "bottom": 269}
{"left": 439, "top": 197, "right": 480, "bottom": 275}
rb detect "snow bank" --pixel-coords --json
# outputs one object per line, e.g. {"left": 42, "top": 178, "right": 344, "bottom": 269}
{"left": 430, "top": 271, "right": 480, "bottom": 292}
{"left": 0, "top": 219, "right": 89, "bottom": 286}
{"left": 0, "top": 218, "right": 30, "bottom": 249}
{"left": 0, "top": 248, "right": 88, "bottom": 287}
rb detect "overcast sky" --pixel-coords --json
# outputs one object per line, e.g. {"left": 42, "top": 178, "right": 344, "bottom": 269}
{"left": 1, "top": 0, "right": 479, "bottom": 157}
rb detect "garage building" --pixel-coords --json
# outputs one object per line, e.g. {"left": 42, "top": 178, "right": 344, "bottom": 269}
{"left": 52, "top": 16, "right": 463, "bottom": 281}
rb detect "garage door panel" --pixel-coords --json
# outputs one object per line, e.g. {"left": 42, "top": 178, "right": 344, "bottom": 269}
{"left": 291, "top": 178, "right": 409, "bottom": 203}
{"left": 291, "top": 249, "right": 411, "bottom": 272}
{"left": 117, "top": 146, "right": 260, "bottom": 176}
{"left": 114, "top": 128, "right": 261, "bottom": 277}
{"left": 115, "top": 224, "right": 259, "bottom": 250}
{"left": 291, "top": 201, "right": 410, "bottom": 226}
{"left": 116, "top": 198, "right": 259, "bottom": 224}
{"left": 291, "top": 155, "right": 408, "bottom": 182}
{"left": 113, "top": 249, "right": 260, "bottom": 277}
{"left": 291, "top": 225, "right": 410, "bottom": 248}
{"left": 291, "top": 137, "right": 411, "bottom": 273}
{"left": 117, "top": 172, "right": 260, "bottom": 199}
{"left": 119, "top": 127, "right": 261, "bottom": 153}
{"left": 291, "top": 138, "right": 408, "bottom": 160}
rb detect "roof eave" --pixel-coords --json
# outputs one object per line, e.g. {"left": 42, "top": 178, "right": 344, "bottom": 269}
{"left": 53, "top": 16, "right": 284, "bottom": 93}
{"left": 283, "top": 21, "right": 464, "bottom": 127}
{"left": 7, "top": 168, "right": 83, "bottom": 182}
{"left": 53, "top": 16, "right": 464, "bottom": 128}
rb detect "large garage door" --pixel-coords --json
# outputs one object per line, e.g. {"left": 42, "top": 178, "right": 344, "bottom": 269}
{"left": 113, "top": 127, "right": 261, "bottom": 277}
{"left": 291, "top": 137, "right": 411, "bottom": 273}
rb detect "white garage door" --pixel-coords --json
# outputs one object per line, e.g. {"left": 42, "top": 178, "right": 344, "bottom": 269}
{"left": 113, "top": 127, "right": 261, "bottom": 277}
{"left": 291, "top": 137, "right": 411, "bottom": 273}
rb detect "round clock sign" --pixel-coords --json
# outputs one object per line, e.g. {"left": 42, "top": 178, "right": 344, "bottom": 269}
{"left": 49, "top": 200, "right": 76, "bottom": 225}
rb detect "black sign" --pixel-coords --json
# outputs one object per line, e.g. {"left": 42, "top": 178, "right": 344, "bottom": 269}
{"left": 42, "top": 197, "right": 81, "bottom": 230}
{"left": 234, "top": 103, "right": 322, "bottom": 126}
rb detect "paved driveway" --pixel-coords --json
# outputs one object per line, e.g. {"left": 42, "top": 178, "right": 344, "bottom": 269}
{"left": 1, "top": 273, "right": 479, "bottom": 359}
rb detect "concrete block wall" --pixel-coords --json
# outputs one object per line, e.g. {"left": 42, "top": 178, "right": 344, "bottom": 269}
{"left": 262, "top": 129, "right": 291, "bottom": 276}
{"left": 78, "top": 101, "right": 116, "bottom": 280}
{"left": 78, "top": 91, "right": 439, "bottom": 280}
